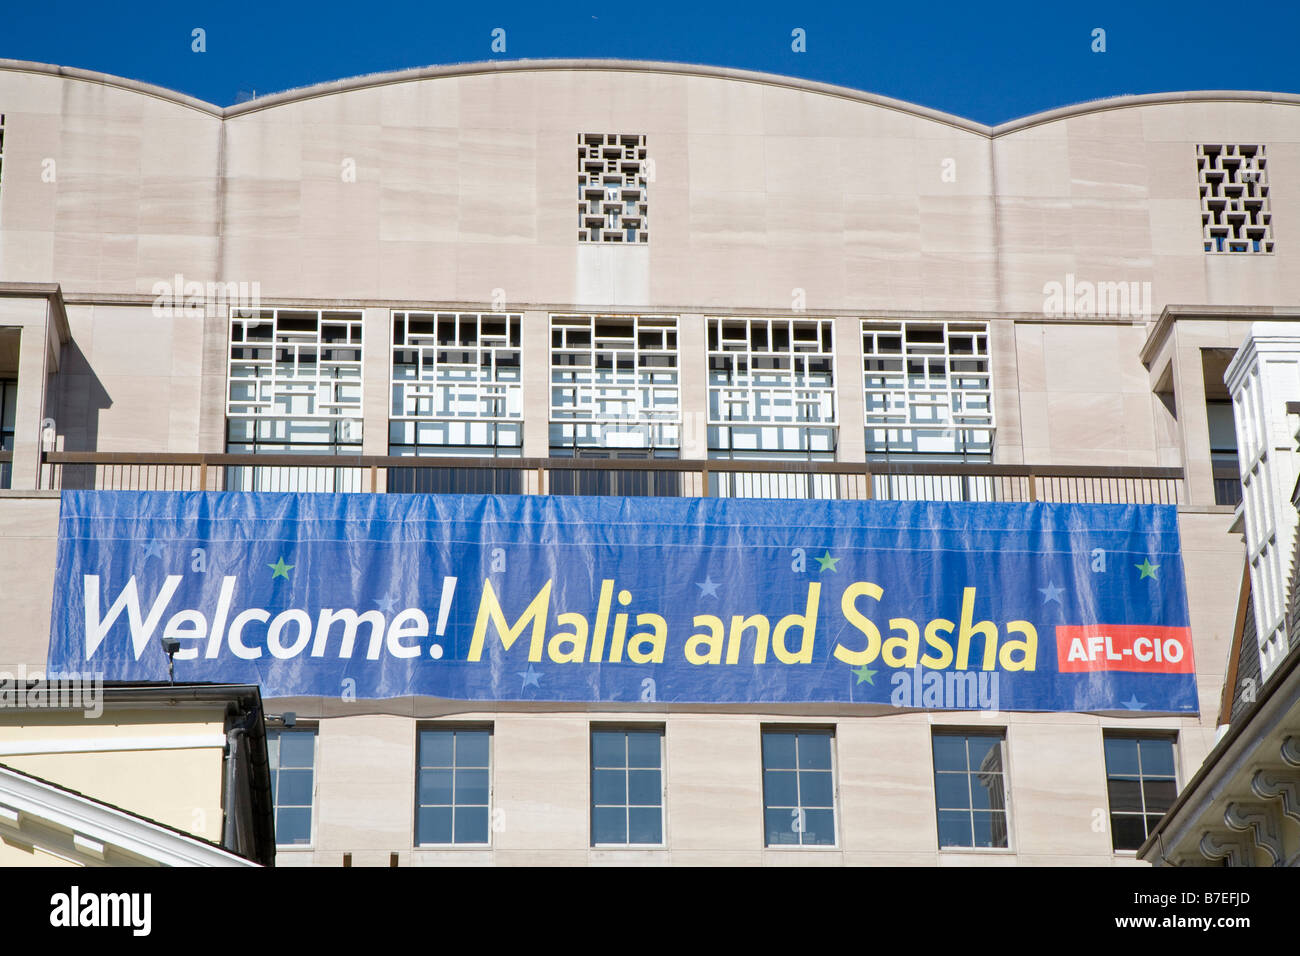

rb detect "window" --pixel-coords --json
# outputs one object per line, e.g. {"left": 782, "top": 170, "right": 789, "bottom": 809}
{"left": 550, "top": 314, "right": 680, "bottom": 456}
{"left": 226, "top": 308, "right": 364, "bottom": 491}
{"left": 761, "top": 728, "right": 836, "bottom": 847}
{"left": 1103, "top": 734, "right": 1177, "bottom": 851}
{"left": 590, "top": 727, "right": 664, "bottom": 846}
{"left": 0, "top": 378, "right": 15, "bottom": 489}
{"left": 0, "top": 113, "right": 6, "bottom": 208}
{"left": 416, "top": 727, "right": 492, "bottom": 846}
{"left": 389, "top": 311, "right": 523, "bottom": 493}
{"left": 1198, "top": 144, "right": 1273, "bottom": 253}
{"left": 267, "top": 727, "right": 316, "bottom": 847}
{"left": 862, "top": 320, "right": 993, "bottom": 461}
{"left": 932, "top": 731, "right": 1010, "bottom": 849}
{"left": 578, "top": 133, "right": 648, "bottom": 243}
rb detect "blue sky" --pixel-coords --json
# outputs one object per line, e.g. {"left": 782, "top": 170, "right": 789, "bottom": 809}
{"left": 3, "top": 1, "right": 1298, "bottom": 124}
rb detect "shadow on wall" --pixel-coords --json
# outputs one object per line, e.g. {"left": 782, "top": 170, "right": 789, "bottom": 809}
{"left": 50, "top": 339, "right": 111, "bottom": 489}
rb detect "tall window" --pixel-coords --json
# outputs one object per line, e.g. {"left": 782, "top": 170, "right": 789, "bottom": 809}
{"left": 862, "top": 320, "right": 993, "bottom": 461}
{"left": 577, "top": 133, "right": 648, "bottom": 243}
{"left": 932, "top": 731, "right": 1010, "bottom": 849}
{"left": 590, "top": 727, "right": 664, "bottom": 847}
{"left": 1103, "top": 734, "right": 1177, "bottom": 851}
{"left": 227, "top": 308, "right": 363, "bottom": 490}
{"left": 416, "top": 727, "right": 492, "bottom": 846}
{"left": 1197, "top": 144, "right": 1273, "bottom": 253}
{"left": 0, "top": 378, "right": 15, "bottom": 489}
{"left": 761, "top": 728, "right": 837, "bottom": 847}
{"left": 267, "top": 727, "right": 316, "bottom": 847}
{"left": 1207, "top": 400, "right": 1241, "bottom": 507}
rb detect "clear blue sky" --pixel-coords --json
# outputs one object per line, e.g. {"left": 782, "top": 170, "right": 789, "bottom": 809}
{"left": 4, "top": 1, "right": 1298, "bottom": 124}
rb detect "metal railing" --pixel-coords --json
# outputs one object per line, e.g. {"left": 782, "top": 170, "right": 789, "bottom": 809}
{"left": 38, "top": 451, "right": 1186, "bottom": 504}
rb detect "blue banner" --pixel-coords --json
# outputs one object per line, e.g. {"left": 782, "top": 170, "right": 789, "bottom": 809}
{"left": 47, "top": 491, "right": 1198, "bottom": 713}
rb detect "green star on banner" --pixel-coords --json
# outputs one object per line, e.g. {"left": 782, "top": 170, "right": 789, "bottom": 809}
{"left": 816, "top": 550, "right": 840, "bottom": 572}
{"left": 269, "top": 556, "right": 294, "bottom": 580}
{"left": 1135, "top": 558, "right": 1159, "bottom": 580}
{"left": 852, "top": 664, "right": 876, "bottom": 685}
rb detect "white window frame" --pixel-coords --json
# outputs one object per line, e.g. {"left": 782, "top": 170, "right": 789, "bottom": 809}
{"left": 266, "top": 725, "right": 319, "bottom": 851}
{"left": 706, "top": 316, "right": 838, "bottom": 461}
{"left": 588, "top": 724, "right": 667, "bottom": 849}
{"left": 414, "top": 724, "right": 495, "bottom": 849}
{"left": 549, "top": 313, "right": 681, "bottom": 456}
{"left": 390, "top": 310, "right": 523, "bottom": 458}
{"left": 930, "top": 727, "right": 1015, "bottom": 854}
{"left": 862, "top": 319, "right": 994, "bottom": 462}
{"left": 759, "top": 724, "right": 840, "bottom": 850}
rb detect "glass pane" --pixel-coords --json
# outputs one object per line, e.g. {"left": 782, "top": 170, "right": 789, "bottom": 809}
{"left": 763, "top": 770, "right": 798, "bottom": 808}
{"left": 455, "top": 769, "right": 490, "bottom": 806}
{"left": 765, "top": 808, "right": 800, "bottom": 846}
{"left": 419, "top": 769, "right": 453, "bottom": 806}
{"left": 972, "top": 810, "right": 1008, "bottom": 848}
{"left": 1139, "top": 739, "right": 1175, "bottom": 777}
{"left": 592, "top": 769, "right": 627, "bottom": 806}
{"left": 937, "top": 810, "right": 973, "bottom": 848}
{"left": 456, "top": 731, "right": 491, "bottom": 768}
{"left": 797, "top": 733, "right": 832, "bottom": 770}
{"left": 627, "top": 769, "right": 661, "bottom": 806}
{"left": 276, "top": 807, "right": 312, "bottom": 845}
{"left": 626, "top": 732, "right": 661, "bottom": 768}
{"left": 1145, "top": 815, "right": 1165, "bottom": 839}
{"left": 417, "top": 806, "right": 453, "bottom": 844}
{"left": 966, "top": 736, "right": 1002, "bottom": 773}
{"left": 762, "top": 732, "right": 797, "bottom": 770}
{"left": 279, "top": 731, "right": 315, "bottom": 768}
{"left": 935, "top": 772, "right": 970, "bottom": 810}
{"left": 592, "top": 806, "right": 628, "bottom": 845}
{"left": 454, "top": 806, "right": 490, "bottom": 844}
{"left": 1110, "top": 814, "right": 1146, "bottom": 851}
{"left": 1104, "top": 737, "right": 1140, "bottom": 776}
{"left": 802, "top": 809, "right": 836, "bottom": 846}
{"left": 1107, "top": 777, "right": 1143, "bottom": 813}
{"left": 932, "top": 735, "right": 968, "bottom": 772}
{"left": 970, "top": 773, "right": 1004, "bottom": 811}
{"left": 266, "top": 733, "right": 280, "bottom": 771}
{"left": 277, "top": 769, "right": 313, "bottom": 807}
{"left": 592, "top": 732, "right": 626, "bottom": 769}
{"left": 799, "top": 770, "right": 834, "bottom": 808}
{"left": 628, "top": 807, "right": 662, "bottom": 845}
{"left": 1143, "top": 778, "right": 1177, "bottom": 814}
{"left": 419, "top": 730, "right": 454, "bottom": 768}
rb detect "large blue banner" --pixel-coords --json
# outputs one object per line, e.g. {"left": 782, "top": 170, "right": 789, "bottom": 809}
{"left": 47, "top": 491, "right": 1198, "bottom": 713}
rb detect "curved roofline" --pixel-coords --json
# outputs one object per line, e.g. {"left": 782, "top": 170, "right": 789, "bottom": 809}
{"left": 2, "top": 56, "right": 1298, "bottom": 135}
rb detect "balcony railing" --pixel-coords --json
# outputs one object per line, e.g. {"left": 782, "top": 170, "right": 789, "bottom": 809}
{"left": 38, "top": 452, "right": 1186, "bottom": 504}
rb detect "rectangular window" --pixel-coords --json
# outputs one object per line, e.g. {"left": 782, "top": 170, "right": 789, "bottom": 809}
{"left": 1198, "top": 144, "right": 1273, "bottom": 253}
{"left": 761, "top": 728, "right": 837, "bottom": 847}
{"left": 590, "top": 727, "right": 664, "bottom": 846}
{"left": 267, "top": 727, "right": 316, "bottom": 847}
{"left": 389, "top": 311, "right": 523, "bottom": 493}
{"left": 1103, "top": 734, "right": 1177, "bottom": 851}
{"left": 862, "top": 320, "right": 993, "bottom": 462}
{"left": 416, "top": 726, "right": 492, "bottom": 846}
{"left": 550, "top": 313, "right": 680, "bottom": 456}
{"left": 577, "top": 133, "right": 648, "bottom": 243}
{"left": 932, "top": 731, "right": 1010, "bottom": 849}
{"left": 0, "top": 378, "right": 15, "bottom": 489}
{"left": 226, "top": 308, "right": 364, "bottom": 491}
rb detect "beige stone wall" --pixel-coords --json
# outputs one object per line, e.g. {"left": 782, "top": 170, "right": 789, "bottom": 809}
{"left": 268, "top": 707, "right": 1211, "bottom": 866}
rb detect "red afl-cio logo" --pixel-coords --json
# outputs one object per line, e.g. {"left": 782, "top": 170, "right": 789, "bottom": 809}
{"left": 1055, "top": 625, "right": 1195, "bottom": 674}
